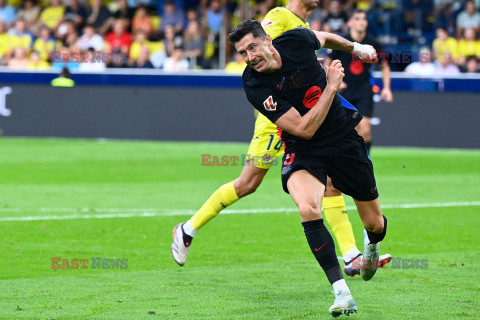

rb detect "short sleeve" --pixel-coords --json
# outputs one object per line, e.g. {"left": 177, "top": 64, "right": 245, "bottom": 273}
{"left": 244, "top": 84, "right": 292, "bottom": 124}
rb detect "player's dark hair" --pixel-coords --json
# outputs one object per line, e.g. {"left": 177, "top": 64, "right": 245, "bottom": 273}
{"left": 349, "top": 9, "right": 367, "bottom": 20}
{"left": 228, "top": 19, "right": 267, "bottom": 46}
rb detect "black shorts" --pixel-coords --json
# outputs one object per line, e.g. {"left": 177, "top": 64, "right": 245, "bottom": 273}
{"left": 343, "top": 84, "right": 374, "bottom": 118}
{"left": 281, "top": 130, "right": 379, "bottom": 201}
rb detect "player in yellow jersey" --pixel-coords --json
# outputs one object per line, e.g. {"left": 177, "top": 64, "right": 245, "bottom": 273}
{"left": 171, "top": 0, "right": 391, "bottom": 275}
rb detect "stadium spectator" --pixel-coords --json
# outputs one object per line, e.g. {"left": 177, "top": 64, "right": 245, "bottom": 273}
{"left": 159, "top": 0, "right": 184, "bottom": 33}
{"left": 38, "top": 0, "right": 65, "bottom": 31}
{"left": 7, "top": 47, "right": 29, "bottom": 69}
{"left": 56, "top": 19, "right": 78, "bottom": 45}
{"left": 132, "top": 4, "right": 153, "bottom": 36}
{"left": 33, "top": 26, "right": 59, "bottom": 61}
{"left": 162, "top": 23, "right": 182, "bottom": 56}
{"left": 15, "top": 0, "right": 41, "bottom": 31}
{"left": 402, "top": 0, "right": 433, "bottom": 36}
{"left": 404, "top": 47, "right": 436, "bottom": 75}
{"left": 434, "top": 51, "right": 460, "bottom": 75}
{"left": 183, "top": 19, "right": 205, "bottom": 68}
{"left": 456, "top": 0, "right": 480, "bottom": 38}
{"left": 162, "top": 45, "right": 189, "bottom": 71}
{"left": 127, "top": 0, "right": 154, "bottom": 10}
{"left": 129, "top": 29, "right": 151, "bottom": 63}
{"left": 183, "top": 6, "right": 200, "bottom": 30}
{"left": 78, "top": 47, "right": 107, "bottom": 71}
{"left": 0, "top": 21, "right": 9, "bottom": 61}
{"left": 130, "top": 45, "right": 154, "bottom": 68}
{"left": 323, "top": 0, "right": 348, "bottom": 35}
{"left": 86, "top": 0, "right": 112, "bottom": 32}
{"left": 63, "top": 0, "right": 88, "bottom": 31}
{"left": 433, "top": 27, "right": 458, "bottom": 62}
{"left": 27, "top": 51, "right": 50, "bottom": 69}
{"left": 105, "top": 18, "right": 132, "bottom": 55}
{"left": 8, "top": 19, "right": 33, "bottom": 51}
{"left": 205, "top": 0, "right": 227, "bottom": 36}
{"left": 204, "top": 0, "right": 229, "bottom": 68}
{"left": 456, "top": 27, "right": 480, "bottom": 66}
{"left": 110, "top": 0, "right": 135, "bottom": 22}
{"left": 0, "top": 0, "right": 16, "bottom": 29}
{"left": 224, "top": 51, "right": 245, "bottom": 73}
{"left": 76, "top": 23, "right": 104, "bottom": 51}
{"left": 461, "top": 55, "right": 479, "bottom": 72}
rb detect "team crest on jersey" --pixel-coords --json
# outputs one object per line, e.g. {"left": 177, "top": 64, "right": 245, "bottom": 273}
{"left": 261, "top": 19, "right": 275, "bottom": 28}
{"left": 263, "top": 95, "right": 277, "bottom": 111}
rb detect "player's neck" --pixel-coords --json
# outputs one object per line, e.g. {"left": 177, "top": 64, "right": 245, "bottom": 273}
{"left": 265, "top": 49, "right": 282, "bottom": 73}
{"left": 350, "top": 30, "right": 366, "bottom": 42}
{"left": 286, "top": 2, "right": 309, "bottom": 21}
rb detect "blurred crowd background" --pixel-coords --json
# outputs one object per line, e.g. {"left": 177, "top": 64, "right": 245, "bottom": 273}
{"left": 0, "top": 0, "right": 479, "bottom": 73}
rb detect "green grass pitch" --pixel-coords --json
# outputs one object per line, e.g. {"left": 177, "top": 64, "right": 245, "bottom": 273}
{"left": 0, "top": 138, "right": 479, "bottom": 319}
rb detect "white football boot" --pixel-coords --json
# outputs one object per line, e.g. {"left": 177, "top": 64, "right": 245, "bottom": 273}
{"left": 171, "top": 223, "right": 190, "bottom": 266}
{"left": 360, "top": 229, "right": 380, "bottom": 281}
{"left": 329, "top": 289, "right": 358, "bottom": 317}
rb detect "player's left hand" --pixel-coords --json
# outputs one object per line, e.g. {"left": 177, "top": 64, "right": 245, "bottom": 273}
{"left": 381, "top": 88, "right": 393, "bottom": 102}
{"left": 352, "top": 42, "right": 378, "bottom": 63}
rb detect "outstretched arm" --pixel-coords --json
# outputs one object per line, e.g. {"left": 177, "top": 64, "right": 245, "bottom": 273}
{"left": 312, "top": 30, "right": 377, "bottom": 63}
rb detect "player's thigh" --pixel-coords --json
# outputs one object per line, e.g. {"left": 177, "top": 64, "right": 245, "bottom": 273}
{"left": 354, "top": 198, "right": 384, "bottom": 232}
{"left": 287, "top": 169, "right": 326, "bottom": 222}
{"left": 246, "top": 129, "right": 284, "bottom": 169}
{"left": 326, "top": 131, "right": 378, "bottom": 202}
{"left": 324, "top": 176, "right": 342, "bottom": 197}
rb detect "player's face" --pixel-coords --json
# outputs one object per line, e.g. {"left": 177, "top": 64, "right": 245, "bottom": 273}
{"left": 349, "top": 12, "right": 368, "bottom": 33}
{"left": 235, "top": 33, "right": 275, "bottom": 72}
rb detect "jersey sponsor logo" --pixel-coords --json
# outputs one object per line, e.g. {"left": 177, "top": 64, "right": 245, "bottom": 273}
{"left": 261, "top": 19, "right": 275, "bottom": 28}
{"left": 263, "top": 95, "right": 277, "bottom": 111}
{"left": 350, "top": 60, "right": 364, "bottom": 75}
{"left": 303, "top": 86, "right": 322, "bottom": 109}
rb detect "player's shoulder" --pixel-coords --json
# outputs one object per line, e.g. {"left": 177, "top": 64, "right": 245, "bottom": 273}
{"left": 364, "top": 34, "right": 382, "bottom": 48}
{"left": 275, "top": 27, "right": 314, "bottom": 42}
{"left": 262, "top": 7, "right": 289, "bottom": 29}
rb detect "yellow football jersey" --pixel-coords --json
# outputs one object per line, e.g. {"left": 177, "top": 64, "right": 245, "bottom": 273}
{"left": 254, "top": 7, "right": 310, "bottom": 133}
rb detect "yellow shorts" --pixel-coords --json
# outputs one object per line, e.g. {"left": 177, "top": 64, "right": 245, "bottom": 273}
{"left": 245, "top": 113, "right": 284, "bottom": 169}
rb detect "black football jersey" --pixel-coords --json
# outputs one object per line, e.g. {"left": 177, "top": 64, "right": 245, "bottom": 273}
{"left": 243, "top": 28, "right": 361, "bottom": 149}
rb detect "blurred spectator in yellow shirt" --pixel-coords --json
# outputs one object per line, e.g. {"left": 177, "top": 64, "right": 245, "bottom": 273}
{"left": 456, "top": 27, "right": 480, "bottom": 66}
{"left": 27, "top": 51, "right": 51, "bottom": 69}
{"left": 224, "top": 52, "right": 246, "bottom": 74}
{"left": 433, "top": 27, "right": 458, "bottom": 63}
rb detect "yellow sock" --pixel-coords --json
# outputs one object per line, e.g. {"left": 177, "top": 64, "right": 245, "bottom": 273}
{"left": 322, "top": 195, "right": 358, "bottom": 257}
{"left": 190, "top": 181, "right": 239, "bottom": 230}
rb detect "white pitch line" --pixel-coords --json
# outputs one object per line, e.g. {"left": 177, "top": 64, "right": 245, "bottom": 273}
{"left": 0, "top": 201, "right": 478, "bottom": 222}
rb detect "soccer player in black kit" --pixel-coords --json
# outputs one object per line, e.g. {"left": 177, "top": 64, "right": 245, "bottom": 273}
{"left": 229, "top": 20, "right": 388, "bottom": 317}
{"left": 327, "top": 10, "right": 393, "bottom": 153}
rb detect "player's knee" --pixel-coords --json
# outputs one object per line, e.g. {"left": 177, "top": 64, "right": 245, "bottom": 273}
{"left": 364, "top": 218, "right": 384, "bottom": 233}
{"left": 297, "top": 203, "right": 322, "bottom": 221}
{"left": 235, "top": 176, "right": 261, "bottom": 198}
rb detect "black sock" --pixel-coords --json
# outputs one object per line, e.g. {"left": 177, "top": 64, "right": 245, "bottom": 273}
{"left": 365, "top": 141, "right": 372, "bottom": 154}
{"left": 302, "top": 219, "right": 343, "bottom": 285}
{"left": 366, "top": 215, "right": 387, "bottom": 244}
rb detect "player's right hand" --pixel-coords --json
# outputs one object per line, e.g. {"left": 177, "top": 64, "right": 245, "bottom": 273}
{"left": 326, "top": 59, "right": 345, "bottom": 91}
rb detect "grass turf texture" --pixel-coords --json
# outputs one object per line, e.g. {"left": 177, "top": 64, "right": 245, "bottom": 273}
{"left": 0, "top": 138, "right": 479, "bottom": 319}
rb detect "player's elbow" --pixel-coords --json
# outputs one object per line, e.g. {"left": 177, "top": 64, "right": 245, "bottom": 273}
{"left": 296, "top": 126, "right": 315, "bottom": 140}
